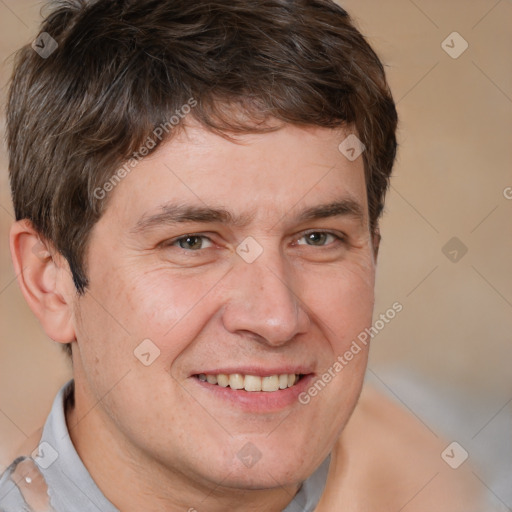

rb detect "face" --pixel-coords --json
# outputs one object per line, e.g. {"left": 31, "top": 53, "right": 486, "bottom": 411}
{"left": 70, "top": 121, "right": 377, "bottom": 492}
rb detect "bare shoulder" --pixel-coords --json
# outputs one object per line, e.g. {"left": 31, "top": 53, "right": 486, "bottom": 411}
{"left": 315, "top": 385, "right": 484, "bottom": 512}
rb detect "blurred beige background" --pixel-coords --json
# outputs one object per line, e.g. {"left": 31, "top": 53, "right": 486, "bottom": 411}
{"left": 1, "top": 0, "right": 511, "bottom": 506}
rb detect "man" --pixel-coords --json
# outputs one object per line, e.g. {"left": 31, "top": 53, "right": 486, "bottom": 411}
{"left": 0, "top": 0, "right": 483, "bottom": 510}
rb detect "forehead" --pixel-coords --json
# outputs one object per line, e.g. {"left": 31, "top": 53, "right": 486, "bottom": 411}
{"left": 101, "top": 121, "right": 368, "bottom": 229}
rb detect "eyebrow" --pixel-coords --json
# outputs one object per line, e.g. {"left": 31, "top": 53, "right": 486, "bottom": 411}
{"left": 131, "top": 198, "right": 365, "bottom": 234}
{"left": 297, "top": 199, "right": 364, "bottom": 224}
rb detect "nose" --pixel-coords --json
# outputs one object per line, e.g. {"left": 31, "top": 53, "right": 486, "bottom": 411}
{"left": 220, "top": 249, "right": 310, "bottom": 346}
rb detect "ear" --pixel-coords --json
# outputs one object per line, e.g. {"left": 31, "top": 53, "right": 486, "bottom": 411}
{"left": 372, "top": 227, "right": 381, "bottom": 263}
{"left": 9, "top": 220, "right": 76, "bottom": 344}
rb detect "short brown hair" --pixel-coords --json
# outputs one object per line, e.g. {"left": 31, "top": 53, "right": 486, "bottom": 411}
{"left": 8, "top": 0, "right": 397, "bottom": 295}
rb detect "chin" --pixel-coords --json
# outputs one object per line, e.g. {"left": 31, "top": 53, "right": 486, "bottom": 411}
{"left": 215, "top": 465, "right": 304, "bottom": 491}
{"left": 211, "top": 445, "right": 319, "bottom": 491}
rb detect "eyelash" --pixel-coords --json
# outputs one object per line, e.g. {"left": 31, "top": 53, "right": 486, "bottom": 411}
{"left": 165, "top": 230, "right": 346, "bottom": 251}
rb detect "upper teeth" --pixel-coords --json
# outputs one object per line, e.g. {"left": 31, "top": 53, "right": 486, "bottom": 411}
{"left": 197, "top": 373, "right": 299, "bottom": 392}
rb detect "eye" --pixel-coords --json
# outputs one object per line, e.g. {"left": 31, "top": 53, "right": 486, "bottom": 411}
{"left": 171, "top": 235, "right": 213, "bottom": 251}
{"left": 296, "top": 231, "right": 342, "bottom": 247}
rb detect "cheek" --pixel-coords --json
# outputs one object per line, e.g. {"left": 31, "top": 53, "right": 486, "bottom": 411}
{"left": 81, "top": 261, "right": 227, "bottom": 364}
{"left": 302, "top": 258, "right": 376, "bottom": 352}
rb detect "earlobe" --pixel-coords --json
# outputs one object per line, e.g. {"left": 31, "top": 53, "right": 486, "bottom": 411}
{"left": 9, "top": 220, "right": 76, "bottom": 344}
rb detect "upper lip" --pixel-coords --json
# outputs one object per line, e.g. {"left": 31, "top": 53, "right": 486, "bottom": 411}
{"left": 191, "top": 366, "right": 314, "bottom": 377}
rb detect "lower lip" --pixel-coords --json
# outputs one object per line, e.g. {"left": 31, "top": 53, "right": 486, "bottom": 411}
{"left": 191, "top": 375, "right": 315, "bottom": 413}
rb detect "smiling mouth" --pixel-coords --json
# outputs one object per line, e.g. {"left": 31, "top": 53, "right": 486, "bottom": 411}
{"left": 193, "top": 373, "right": 305, "bottom": 392}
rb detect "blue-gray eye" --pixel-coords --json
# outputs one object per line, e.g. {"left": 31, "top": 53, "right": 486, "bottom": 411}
{"left": 173, "top": 235, "right": 212, "bottom": 250}
{"left": 297, "top": 232, "right": 337, "bottom": 246}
